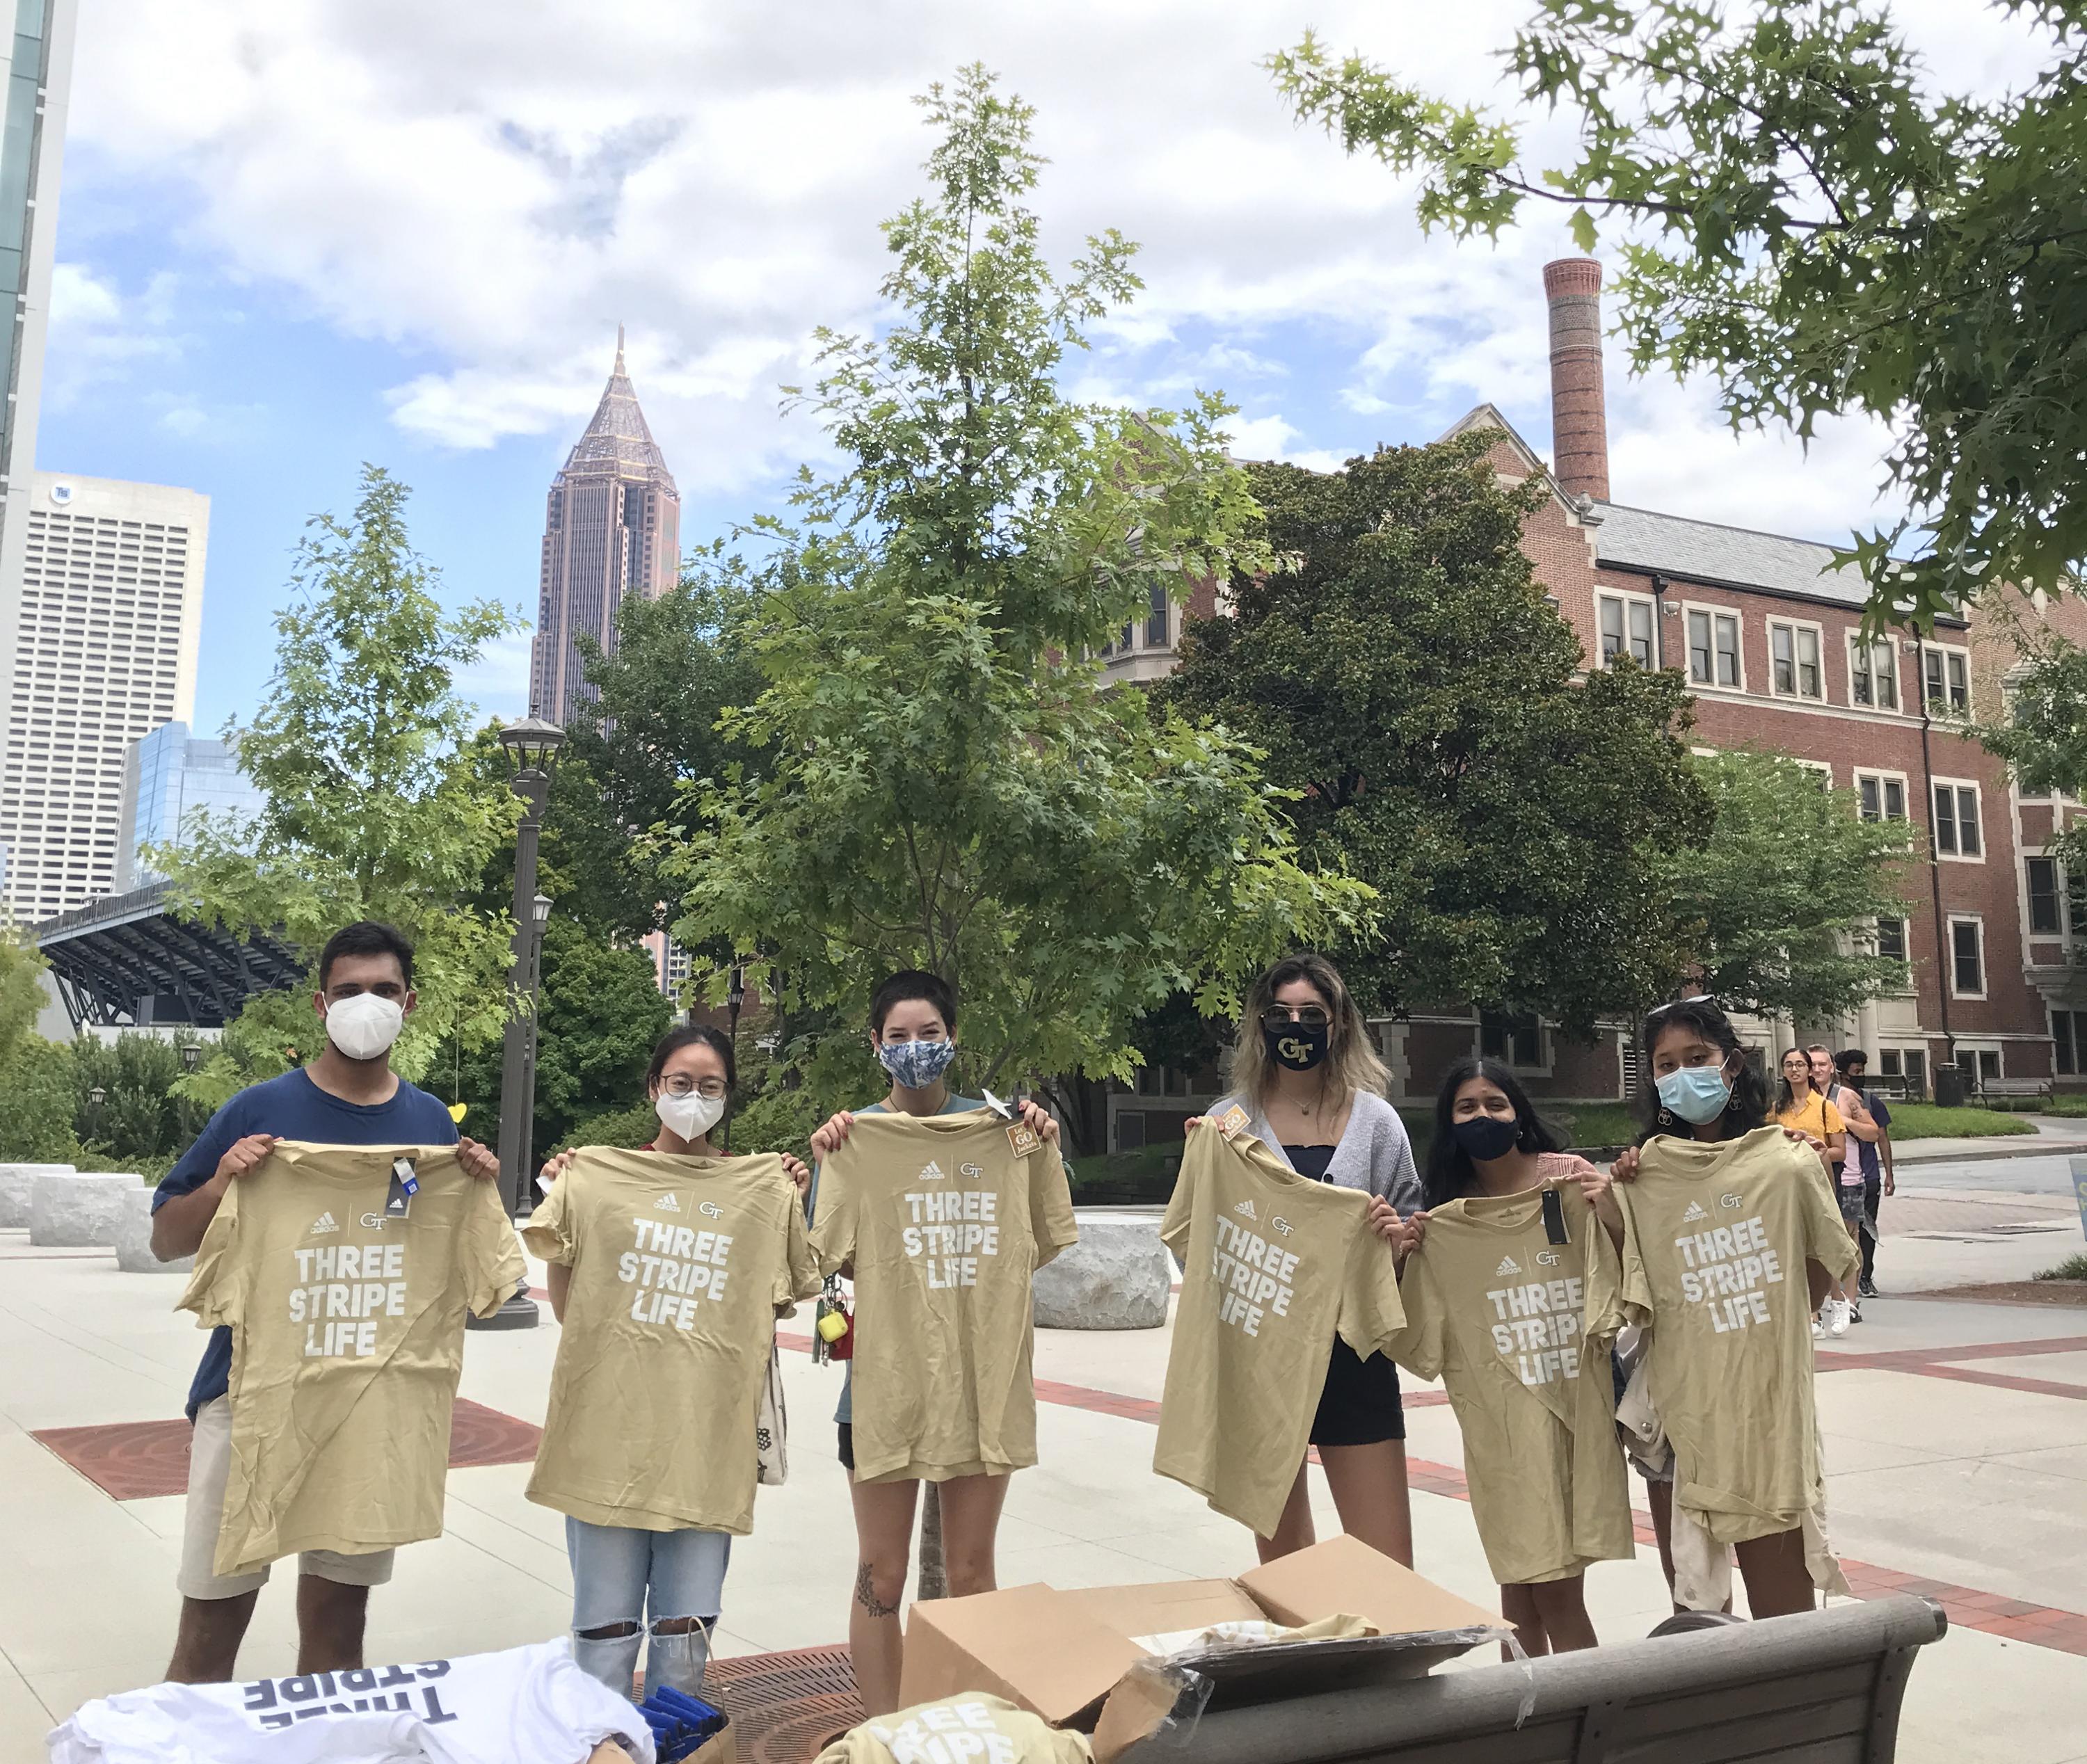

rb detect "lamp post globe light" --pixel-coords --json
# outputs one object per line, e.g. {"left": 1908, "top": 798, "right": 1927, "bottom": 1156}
{"left": 472, "top": 714, "right": 565, "bottom": 1332}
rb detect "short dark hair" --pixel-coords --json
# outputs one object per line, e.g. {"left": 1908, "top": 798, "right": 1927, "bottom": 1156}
{"left": 869, "top": 970, "right": 957, "bottom": 1037}
{"left": 319, "top": 921, "right": 415, "bottom": 991}
{"left": 1635, "top": 997, "right": 1771, "bottom": 1144}
{"left": 1422, "top": 1057, "right": 1565, "bottom": 1210}
{"left": 646, "top": 1025, "right": 736, "bottom": 1096}
{"left": 1835, "top": 1048, "right": 1869, "bottom": 1073}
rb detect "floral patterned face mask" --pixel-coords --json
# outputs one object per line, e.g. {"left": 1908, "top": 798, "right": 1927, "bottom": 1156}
{"left": 877, "top": 1037, "right": 957, "bottom": 1089}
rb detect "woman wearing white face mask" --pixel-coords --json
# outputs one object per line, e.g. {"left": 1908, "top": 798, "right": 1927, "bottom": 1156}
{"left": 531, "top": 1025, "right": 809, "bottom": 1700}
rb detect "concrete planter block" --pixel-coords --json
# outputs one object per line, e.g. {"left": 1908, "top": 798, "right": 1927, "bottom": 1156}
{"left": 29, "top": 1171, "right": 141, "bottom": 1249}
{"left": 1032, "top": 1214, "right": 1172, "bottom": 1330}
{"left": 0, "top": 1162, "right": 76, "bottom": 1228}
{"left": 115, "top": 1184, "right": 187, "bottom": 1273}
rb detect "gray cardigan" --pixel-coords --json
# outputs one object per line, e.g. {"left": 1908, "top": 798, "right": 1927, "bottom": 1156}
{"left": 1209, "top": 1087, "right": 1423, "bottom": 1216}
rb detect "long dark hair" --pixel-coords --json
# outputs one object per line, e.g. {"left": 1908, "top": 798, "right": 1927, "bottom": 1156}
{"left": 1634, "top": 999, "right": 1770, "bottom": 1144}
{"left": 1422, "top": 1057, "right": 1565, "bottom": 1210}
{"left": 645, "top": 1024, "right": 737, "bottom": 1099}
{"left": 1774, "top": 1045, "right": 1818, "bottom": 1114}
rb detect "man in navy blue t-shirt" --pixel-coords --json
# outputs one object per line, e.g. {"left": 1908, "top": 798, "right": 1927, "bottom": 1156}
{"left": 150, "top": 920, "right": 503, "bottom": 1684}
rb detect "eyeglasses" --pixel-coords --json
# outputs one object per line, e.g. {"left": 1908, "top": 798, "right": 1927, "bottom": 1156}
{"left": 1260, "top": 1006, "right": 1329, "bottom": 1031}
{"left": 661, "top": 1076, "right": 729, "bottom": 1100}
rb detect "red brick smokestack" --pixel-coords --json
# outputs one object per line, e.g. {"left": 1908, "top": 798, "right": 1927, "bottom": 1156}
{"left": 1543, "top": 257, "right": 1609, "bottom": 503}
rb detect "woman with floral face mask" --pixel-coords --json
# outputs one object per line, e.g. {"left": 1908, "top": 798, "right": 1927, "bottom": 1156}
{"left": 1189, "top": 952, "right": 1418, "bottom": 1566}
{"left": 529, "top": 1025, "right": 810, "bottom": 1700}
{"left": 806, "top": 970, "right": 1062, "bottom": 1715}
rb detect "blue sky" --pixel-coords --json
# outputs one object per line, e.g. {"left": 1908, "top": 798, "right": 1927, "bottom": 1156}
{"left": 40, "top": 0, "right": 2048, "bottom": 737}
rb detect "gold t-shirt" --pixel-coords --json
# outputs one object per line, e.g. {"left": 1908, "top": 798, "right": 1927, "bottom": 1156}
{"left": 1774, "top": 1093, "right": 1844, "bottom": 1144}
{"left": 1390, "top": 1160, "right": 1633, "bottom": 1586}
{"left": 179, "top": 1142, "right": 525, "bottom": 1578}
{"left": 1155, "top": 1121, "right": 1406, "bottom": 1539}
{"left": 810, "top": 1109, "right": 1078, "bottom": 1484}
{"left": 817, "top": 1695, "right": 1092, "bottom": 1764}
{"left": 1613, "top": 1126, "right": 1861, "bottom": 1545}
{"left": 523, "top": 1148, "right": 822, "bottom": 1534}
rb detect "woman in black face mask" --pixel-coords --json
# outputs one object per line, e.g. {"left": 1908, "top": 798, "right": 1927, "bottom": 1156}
{"left": 1196, "top": 952, "right": 1419, "bottom": 1565}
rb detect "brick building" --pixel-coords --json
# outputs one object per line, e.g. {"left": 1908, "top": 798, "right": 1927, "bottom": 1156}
{"left": 1097, "top": 259, "right": 2086, "bottom": 1144}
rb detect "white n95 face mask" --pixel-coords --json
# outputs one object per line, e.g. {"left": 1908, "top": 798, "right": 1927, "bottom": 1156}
{"left": 326, "top": 993, "right": 406, "bottom": 1061}
{"left": 655, "top": 1089, "right": 727, "bottom": 1143}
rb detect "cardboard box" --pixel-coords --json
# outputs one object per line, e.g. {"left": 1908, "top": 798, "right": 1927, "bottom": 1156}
{"left": 899, "top": 1534, "right": 1508, "bottom": 1752}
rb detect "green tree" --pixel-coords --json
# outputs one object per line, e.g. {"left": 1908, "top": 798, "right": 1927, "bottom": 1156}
{"left": 660, "top": 66, "right": 1368, "bottom": 1115}
{"left": 1981, "top": 634, "right": 2087, "bottom": 876}
{"left": 0, "top": 1035, "right": 75, "bottom": 1162}
{"left": 0, "top": 925, "right": 46, "bottom": 1068}
{"left": 1661, "top": 749, "right": 1917, "bottom": 1021}
{"left": 547, "top": 570, "right": 768, "bottom": 942}
{"left": 155, "top": 467, "right": 523, "bottom": 1098}
{"left": 1270, "top": 1, "right": 2087, "bottom": 627}
{"left": 1156, "top": 438, "right": 1710, "bottom": 1032}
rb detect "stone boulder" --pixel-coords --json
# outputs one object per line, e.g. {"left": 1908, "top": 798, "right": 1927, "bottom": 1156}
{"left": 0, "top": 1162, "right": 75, "bottom": 1228}
{"left": 30, "top": 1171, "right": 141, "bottom": 1249}
{"left": 1032, "top": 1213, "right": 1172, "bottom": 1330}
{"left": 115, "top": 1184, "right": 189, "bottom": 1273}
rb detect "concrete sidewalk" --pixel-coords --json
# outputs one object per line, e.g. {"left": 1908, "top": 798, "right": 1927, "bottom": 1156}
{"left": 2, "top": 1228, "right": 2084, "bottom": 1764}
{"left": 1896, "top": 1117, "right": 2087, "bottom": 1165}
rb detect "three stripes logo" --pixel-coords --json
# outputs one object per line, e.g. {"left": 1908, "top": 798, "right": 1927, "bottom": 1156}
{"left": 308, "top": 1212, "right": 339, "bottom": 1235}
{"left": 1233, "top": 1198, "right": 1258, "bottom": 1222}
{"left": 654, "top": 1193, "right": 682, "bottom": 1212}
{"left": 1681, "top": 1201, "right": 1710, "bottom": 1223}
{"left": 1494, "top": 1255, "right": 1521, "bottom": 1277}
{"left": 919, "top": 1161, "right": 947, "bottom": 1181}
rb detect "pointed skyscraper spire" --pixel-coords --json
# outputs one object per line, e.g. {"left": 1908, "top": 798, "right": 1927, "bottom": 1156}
{"left": 614, "top": 322, "right": 626, "bottom": 374}
{"left": 563, "top": 326, "right": 674, "bottom": 486}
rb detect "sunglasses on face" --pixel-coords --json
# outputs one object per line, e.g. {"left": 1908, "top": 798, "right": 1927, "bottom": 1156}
{"left": 1260, "top": 1007, "right": 1329, "bottom": 1031}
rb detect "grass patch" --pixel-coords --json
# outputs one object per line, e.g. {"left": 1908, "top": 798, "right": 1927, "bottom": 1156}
{"left": 1885, "top": 1103, "right": 2036, "bottom": 1141}
{"left": 2036, "top": 1093, "right": 2087, "bottom": 1117}
{"left": 2038, "top": 1253, "right": 2087, "bottom": 1283}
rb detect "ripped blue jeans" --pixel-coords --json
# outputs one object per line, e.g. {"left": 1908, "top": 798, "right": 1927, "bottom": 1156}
{"left": 567, "top": 1517, "right": 730, "bottom": 1700}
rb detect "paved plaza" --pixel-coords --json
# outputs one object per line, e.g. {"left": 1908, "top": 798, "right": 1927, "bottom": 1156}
{"left": 3, "top": 1148, "right": 2085, "bottom": 1764}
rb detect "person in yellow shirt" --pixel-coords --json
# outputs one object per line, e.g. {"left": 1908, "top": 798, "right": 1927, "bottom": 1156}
{"left": 531, "top": 1025, "right": 813, "bottom": 1699}
{"left": 806, "top": 970, "right": 1061, "bottom": 1717}
{"left": 1774, "top": 1048, "right": 1850, "bottom": 1337}
{"left": 1400, "top": 1057, "right": 1629, "bottom": 1657}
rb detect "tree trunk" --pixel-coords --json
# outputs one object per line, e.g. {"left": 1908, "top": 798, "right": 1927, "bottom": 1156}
{"left": 916, "top": 1482, "right": 948, "bottom": 1600}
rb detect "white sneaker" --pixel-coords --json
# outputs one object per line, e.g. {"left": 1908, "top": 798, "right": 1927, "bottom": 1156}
{"left": 1827, "top": 1299, "right": 1851, "bottom": 1337}
{"left": 1811, "top": 1316, "right": 1825, "bottom": 1340}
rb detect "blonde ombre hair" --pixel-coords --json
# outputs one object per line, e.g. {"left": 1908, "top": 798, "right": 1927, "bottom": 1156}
{"left": 1230, "top": 952, "right": 1389, "bottom": 1108}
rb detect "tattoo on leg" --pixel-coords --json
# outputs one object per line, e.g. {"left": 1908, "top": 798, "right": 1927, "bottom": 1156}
{"left": 854, "top": 1562, "right": 898, "bottom": 1619}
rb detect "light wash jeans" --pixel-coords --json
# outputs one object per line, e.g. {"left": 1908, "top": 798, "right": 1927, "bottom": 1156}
{"left": 566, "top": 1517, "right": 731, "bottom": 1701}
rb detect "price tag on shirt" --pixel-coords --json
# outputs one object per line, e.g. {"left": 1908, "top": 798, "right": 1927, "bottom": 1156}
{"left": 386, "top": 1156, "right": 418, "bottom": 1218}
{"left": 1215, "top": 1104, "right": 1251, "bottom": 1141}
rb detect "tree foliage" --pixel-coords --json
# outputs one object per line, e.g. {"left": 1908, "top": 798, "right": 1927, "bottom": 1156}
{"left": 1270, "top": 1, "right": 2087, "bottom": 628}
{"left": 1157, "top": 438, "right": 1710, "bottom": 1032}
{"left": 154, "top": 467, "right": 523, "bottom": 1090}
{"left": 660, "top": 66, "right": 1370, "bottom": 1111}
{"left": 0, "top": 925, "right": 45, "bottom": 1070}
{"left": 1659, "top": 749, "right": 1917, "bottom": 1021}
{"left": 1980, "top": 630, "right": 2087, "bottom": 877}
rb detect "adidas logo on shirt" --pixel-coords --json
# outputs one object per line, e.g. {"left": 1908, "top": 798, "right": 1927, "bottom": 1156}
{"left": 1233, "top": 1198, "right": 1258, "bottom": 1221}
{"left": 1681, "top": 1201, "right": 1709, "bottom": 1223}
{"left": 920, "top": 1161, "right": 947, "bottom": 1181}
{"left": 309, "top": 1212, "right": 339, "bottom": 1235}
{"left": 654, "top": 1194, "right": 682, "bottom": 1212}
{"left": 1494, "top": 1255, "right": 1521, "bottom": 1276}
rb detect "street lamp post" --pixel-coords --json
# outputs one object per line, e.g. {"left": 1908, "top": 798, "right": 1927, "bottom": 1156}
{"left": 724, "top": 964, "right": 746, "bottom": 1153}
{"left": 473, "top": 714, "right": 564, "bottom": 1333}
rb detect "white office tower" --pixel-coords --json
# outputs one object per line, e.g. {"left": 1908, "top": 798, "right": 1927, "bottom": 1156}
{"left": 0, "top": 0, "right": 77, "bottom": 904}
{"left": 0, "top": 472, "right": 207, "bottom": 920}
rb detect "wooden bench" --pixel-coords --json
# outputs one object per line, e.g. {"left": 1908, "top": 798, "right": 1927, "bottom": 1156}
{"left": 1121, "top": 1595, "right": 1946, "bottom": 1764}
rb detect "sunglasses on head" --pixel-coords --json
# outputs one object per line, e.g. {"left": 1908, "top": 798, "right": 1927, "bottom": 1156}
{"left": 1646, "top": 994, "right": 1718, "bottom": 1020}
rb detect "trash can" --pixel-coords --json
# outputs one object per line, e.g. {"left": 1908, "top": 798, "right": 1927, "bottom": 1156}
{"left": 1933, "top": 1064, "right": 1967, "bottom": 1109}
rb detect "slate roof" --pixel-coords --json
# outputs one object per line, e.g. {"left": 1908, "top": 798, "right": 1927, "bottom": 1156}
{"left": 1590, "top": 501, "right": 1877, "bottom": 608}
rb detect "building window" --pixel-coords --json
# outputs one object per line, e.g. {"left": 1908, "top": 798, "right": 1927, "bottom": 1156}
{"left": 1768, "top": 620, "right": 1823, "bottom": 698}
{"left": 1923, "top": 645, "right": 1971, "bottom": 716}
{"left": 1964, "top": 1048, "right": 2003, "bottom": 1089}
{"left": 1848, "top": 636, "right": 1898, "bottom": 710}
{"left": 1855, "top": 773, "right": 1908, "bottom": 821}
{"left": 1949, "top": 917, "right": 1985, "bottom": 997}
{"left": 1479, "top": 1011, "right": 1543, "bottom": 1069}
{"left": 2028, "top": 857, "right": 2063, "bottom": 935}
{"left": 1876, "top": 915, "right": 1909, "bottom": 978}
{"left": 1686, "top": 608, "right": 1741, "bottom": 687}
{"left": 1144, "top": 584, "right": 1169, "bottom": 648}
{"left": 1598, "top": 593, "right": 1654, "bottom": 667}
{"left": 2053, "top": 1009, "right": 2087, "bottom": 1078}
{"left": 1930, "top": 781, "right": 1983, "bottom": 860}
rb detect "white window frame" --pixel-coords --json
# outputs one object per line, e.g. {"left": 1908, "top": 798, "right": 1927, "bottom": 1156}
{"left": 1878, "top": 1045, "right": 1929, "bottom": 1096}
{"left": 1596, "top": 588, "right": 1658, "bottom": 670}
{"left": 2024, "top": 854, "right": 2066, "bottom": 940}
{"left": 1766, "top": 616, "right": 1828, "bottom": 701}
{"left": 1930, "top": 776, "right": 1986, "bottom": 864}
{"left": 1846, "top": 632, "right": 1901, "bottom": 712}
{"left": 1946, "top": 913, "right": 1988, "bottom": 1000}
{"left": 1921, "top": 641, "right": 1973, "bottom": 718}
{"left": 1872, "top": 915, "right": 1913, "bottom": 991}
{"left": 1681, "top": 600, "right": 1745, "bottom": 691}
{"left": 1958, "top": 1043, "right": 2005, "bottom": 1090}
{"left": 1853, "top": 769, "right": 1910, "bottom": 824}
{"left": 1796, "top": 760, "right": 1834, "bottom": 788}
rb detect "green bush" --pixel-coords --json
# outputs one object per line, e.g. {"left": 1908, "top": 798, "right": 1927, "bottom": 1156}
{"left": 2037, "top": 1093, "right": 2087, "bottom": 1118}
{"left": 2036, "top": 1252, "right": 2087, "bottom": 1282}
{"left": 1885, "top": 1102, "right": 2036, "bottom": 1141}
{"left": 550, "top": 1100, "right": 661, "bottom": 1157}
{"left": 0, "top": 1036, "right": 82, "bottom": 1162}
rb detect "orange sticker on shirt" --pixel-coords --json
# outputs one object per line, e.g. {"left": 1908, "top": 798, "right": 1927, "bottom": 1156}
{"left": 1216, "top": 1104, "right": 1251, "bottom": 1141}
{"left": 1007, "top": 1121, "right": 1042, "bottom": 1159}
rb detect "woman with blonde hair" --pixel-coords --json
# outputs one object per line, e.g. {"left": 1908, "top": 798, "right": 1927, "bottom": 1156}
{"left": 1195, "top": 952, "right": 1417, "bottom": 1563}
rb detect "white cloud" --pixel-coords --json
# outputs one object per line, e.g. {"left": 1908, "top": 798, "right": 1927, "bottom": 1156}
{"left": 454, "top": 629, "right": 536, "bottom": 723}
{"left": 63, "top": 0, "right": 2060, "bottom": 547}
{"left": 45, "top": 262, "right": 183, "bottom": 405}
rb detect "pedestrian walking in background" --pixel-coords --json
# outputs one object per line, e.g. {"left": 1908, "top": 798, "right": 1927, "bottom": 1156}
{"left": 1832, "top": 1050, "right": 1896, "bottom": 1298}
{"left": 1812, "top": 1046, "right": 1877, "bottom": 1324}
{"left": 1775, "top": 1048, "right": 1851, "bottom": 1337}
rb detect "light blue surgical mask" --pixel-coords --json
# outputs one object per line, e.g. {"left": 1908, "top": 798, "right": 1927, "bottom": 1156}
{"left": 1655, "top": 1061, "right": 1734, "bottom": 1125}
{"left": 878, "top": 1037, "right": 957, "bottom": 1090}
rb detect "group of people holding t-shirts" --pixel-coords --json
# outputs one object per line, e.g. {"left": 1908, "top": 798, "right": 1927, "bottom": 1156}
{"left": 145, "top": 920, "right": 1861, "bottom": 1724}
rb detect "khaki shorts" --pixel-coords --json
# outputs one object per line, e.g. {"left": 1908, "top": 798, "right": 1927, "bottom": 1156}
{"left": 179, "top": 1396, "right": 396, "bottom": 1601}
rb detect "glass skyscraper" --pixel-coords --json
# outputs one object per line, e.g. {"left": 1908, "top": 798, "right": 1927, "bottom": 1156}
{"left": 115, "top": 719, "right": 262, "bottom": 894}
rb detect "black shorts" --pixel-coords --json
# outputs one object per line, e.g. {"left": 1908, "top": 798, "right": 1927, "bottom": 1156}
{"left": 1309, "top": 1338, "right": 1405, "bottom": 1447}
{"left": 838, "top": 1422, "right": 854, "bottom": 1471}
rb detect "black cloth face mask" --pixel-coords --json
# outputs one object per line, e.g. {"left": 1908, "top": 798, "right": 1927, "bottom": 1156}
{"left": 1451, "top": 1115, "right": 1519, "bottom": 1162}
{"left": 1263, "top": 1020, "right": 1329, "bottom": 1071}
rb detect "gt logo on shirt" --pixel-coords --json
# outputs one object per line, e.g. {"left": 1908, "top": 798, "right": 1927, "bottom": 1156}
{"left": 902, "top": 1187, "right": 999, "bottom": 1286}
{"left": 291, "top": 1242, "right": 408, "bottom": 1358}
{"left": 865, "top": 1699, "right": 1019, "bottom": 1764}
{"left": 620, "top": 1216, "right": 733, "bottom": 1329}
